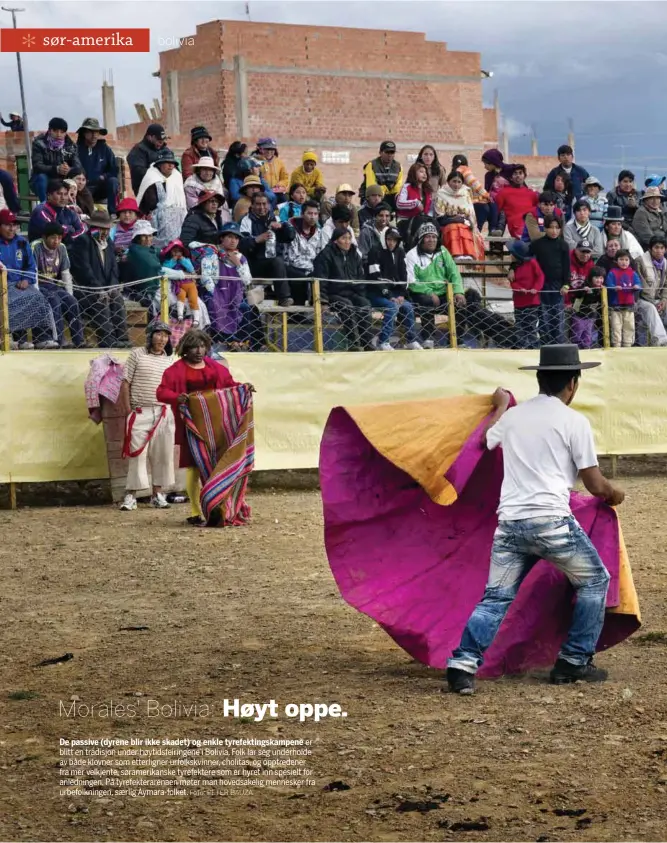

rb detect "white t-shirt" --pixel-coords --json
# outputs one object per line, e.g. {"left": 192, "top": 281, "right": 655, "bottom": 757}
{"left": 486, "top": 394, "right": 598, "bottom": 521}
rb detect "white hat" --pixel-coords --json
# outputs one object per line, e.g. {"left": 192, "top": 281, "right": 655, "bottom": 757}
{"left": 132, "top": 220, "right": 157, "bottom": 237}
{"left": 192, "top": 156, "right": 220, "bottom": 173}
{"left": 584, "top": 176, "right": 604, "bottom": 189}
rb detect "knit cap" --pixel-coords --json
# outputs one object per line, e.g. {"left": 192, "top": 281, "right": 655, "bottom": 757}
{"left": 302, "top": 151, "right": 318, "bottom": 164}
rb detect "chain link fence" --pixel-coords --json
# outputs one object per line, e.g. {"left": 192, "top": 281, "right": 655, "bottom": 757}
{"left": 1, "top": 265, "right": 665, "bottom": 353}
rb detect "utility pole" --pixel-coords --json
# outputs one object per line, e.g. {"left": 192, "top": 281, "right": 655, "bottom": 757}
{"left": 2, "top": 6, "right": 32, "bottom": 171}
{"left": 567, "top": 118, "right": 575, "bottom": 156}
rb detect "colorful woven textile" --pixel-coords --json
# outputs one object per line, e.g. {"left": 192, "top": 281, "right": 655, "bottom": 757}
{"left": 320, "top": 394, "right": 641, "bottom": 678}
{"left": 181, "top": 385, "right": 254, "bottom": 526}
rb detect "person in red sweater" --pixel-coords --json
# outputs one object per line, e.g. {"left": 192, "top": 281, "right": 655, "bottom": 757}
{"left": 395, "top": 162, "right": 433, "bottom": 246}
{"left": 564, "top": 239, "right": 595, "bottom": 304}
{"left": 496, "top": 165, "right": 539, "bottom": 238}
{"left": 156, "top": 328, "right": 251, "bottom": 525}
{"left": 507, "top": 240, "right": 545, "bottom": 348}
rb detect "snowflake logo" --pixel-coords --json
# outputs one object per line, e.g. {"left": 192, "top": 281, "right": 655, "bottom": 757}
{"left": 22, "top": 33, "right": 36, "bottom": 47}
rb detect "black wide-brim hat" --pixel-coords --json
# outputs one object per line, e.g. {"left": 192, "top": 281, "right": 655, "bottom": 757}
{"left": 519, "top": 344, "right": 601, "bottom": 371}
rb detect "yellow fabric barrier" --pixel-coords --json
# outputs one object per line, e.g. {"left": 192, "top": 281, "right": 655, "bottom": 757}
{"left": 0, "top": 348, "right": 666, "bottom": 483}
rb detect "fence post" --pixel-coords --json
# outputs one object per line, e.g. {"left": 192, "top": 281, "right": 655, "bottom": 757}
{"left": 446, "top": 283, "right": 458, "bottom": 350}
{"left": 311, "top": 278, "right": 325, "bottom": 354}
{"left": 600, "top": 286, "right": 611, "bottom": 350}
{"left": 1, "top": 269, "right": 10, "bottom": 353}
{"left": 160, "top": 276, "right": 169, "bottom": 324}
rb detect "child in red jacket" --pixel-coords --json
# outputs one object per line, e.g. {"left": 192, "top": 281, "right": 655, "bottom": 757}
{"left": 508, "top": 241, "right": 545, "bottom": 349}
{"left": 495, "top": 164, "right": 539, "bottom": 237}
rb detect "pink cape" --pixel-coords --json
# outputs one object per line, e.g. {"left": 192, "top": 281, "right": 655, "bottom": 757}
{"left": 320, "top": 406, "right": 639, "bottom": 677}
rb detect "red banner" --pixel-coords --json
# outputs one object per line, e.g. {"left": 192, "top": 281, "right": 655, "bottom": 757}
{"left": 0, "top": 28, "right": 150, "bottom": 52}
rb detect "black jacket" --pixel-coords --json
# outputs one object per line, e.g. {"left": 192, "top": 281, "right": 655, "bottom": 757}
{"left": 239, "top": 212, "right": 295, "bottom": 261}
{"left": 528, "top": 236, "right": 570, "bottom": 295}
{"left": 180, "top": 209, "right": 221, "bottom": 246}
{"left": 313, "top": 241, "right": 366, "bottom": 301}
{"left": 77, "top": 139, "right": 118, "bottom": 186}
{"left": 70, "top": 234, "right": 119, "bottom": 291}
{"left": 127, "top": 138, "right": 170, "bottom": 195}
{"left": 606, "top": 187, "right": 640, "bottom": 227}
{"left": 366, "top": 244, "right": 408, "bottom": 297}
{"left": 31, "top": 133, "right": 81, "bottom": 179}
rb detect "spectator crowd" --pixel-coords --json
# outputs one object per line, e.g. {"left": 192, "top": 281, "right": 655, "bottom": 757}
{"left": 2, "top": 116, "right": 667, "bottom": 352}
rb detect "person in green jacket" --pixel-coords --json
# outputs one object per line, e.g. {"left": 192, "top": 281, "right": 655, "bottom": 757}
{"left": 405, "top": 222, "right": 465, "bottom": 348}
{"left": 125, "top": 219, "right": 189, "bottom": 309}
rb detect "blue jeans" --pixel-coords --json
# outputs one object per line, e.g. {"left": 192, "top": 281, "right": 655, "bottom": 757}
{"left": 514, "top": 306, "right": 540, "bottom": 349}
{"left": 474, "top": 201, "right": 499, "bottom": 232}
{"left": 448, "top": 515, "right": 611, "bottom": 673}
{"left": 368, "top": 294, "right": 418, "bottom": 344}
{"left": 30, "top": 173, "right": 49, "bottom": 202}
{"left": 90, "top": 176, "right": 120, "bottom": 215}
{"left": 540, "top": 297, "right": 565, "bottom": 345}
{"left": 39, "top": 281, "right": 85, "bottom": 346}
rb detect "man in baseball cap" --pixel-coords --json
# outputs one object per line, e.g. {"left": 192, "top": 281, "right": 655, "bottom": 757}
{"left": 360, "top": 140, "right": 404, "bottom": 211}
{"left": 127, "top": 124, "right": 170, "bottom": 194}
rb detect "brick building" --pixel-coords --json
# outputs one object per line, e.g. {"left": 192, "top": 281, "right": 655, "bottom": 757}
{"left": 143, "top": 19, "right": 497, "bottom": 188}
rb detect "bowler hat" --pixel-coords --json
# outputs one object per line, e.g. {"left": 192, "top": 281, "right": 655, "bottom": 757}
{"left": 603, "top": 206, "right": 624, "bottom": 222}
{"left": 519, "top": 344, "right": 601, "bottom": 371}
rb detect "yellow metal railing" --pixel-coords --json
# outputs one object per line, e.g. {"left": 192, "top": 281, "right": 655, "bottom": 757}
{"left": 1, "top": 269, "right": 10, "bottom": 353}
{"left": 0, "top": 270, "right": 626, "bottom": 355}
{"left": 600, "top": 286, "right": 611, "bottom": 350}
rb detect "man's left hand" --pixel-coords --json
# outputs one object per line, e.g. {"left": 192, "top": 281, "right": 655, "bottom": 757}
{"left": 454, "top": 293, "right": 466, "bottom": 306}
{"left": 246, "top": 383, "right": 257, "bottom": 393}
{"left": 269, "top": 221, "right": 282, "bottom": 231}
{"left": 16, "top": 279, "right": 29, "bottom": 290}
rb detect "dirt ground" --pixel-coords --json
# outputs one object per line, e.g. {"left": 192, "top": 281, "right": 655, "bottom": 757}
{"left": 1, "top": 480, "right": 666, "bottom": 843}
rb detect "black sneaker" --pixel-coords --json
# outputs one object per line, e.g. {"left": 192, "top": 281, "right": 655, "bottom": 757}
{"left": 549, "top": 658, "right": 608, "bottom": 685}
{"left": 446, "top": 667, "right": 476, "bottom": 695}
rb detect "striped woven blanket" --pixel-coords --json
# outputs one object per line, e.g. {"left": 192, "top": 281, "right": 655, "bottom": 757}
{"left": 181, "top": 385, "right": 255, "bottom": 526}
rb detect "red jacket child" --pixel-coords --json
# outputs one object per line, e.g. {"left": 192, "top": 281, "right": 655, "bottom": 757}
{"left": 496, "top": 183, "right": 539, "bottom": 237}
{"left": 510, "top": 257, "right": 545, "bottom": 308}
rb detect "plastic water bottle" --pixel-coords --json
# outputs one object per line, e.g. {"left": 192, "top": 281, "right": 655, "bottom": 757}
{"left": 200, "top": 251, "right": 218, "bottom": 293}
{"left": 265, "top": 230, "right": 276, "bottom": 259}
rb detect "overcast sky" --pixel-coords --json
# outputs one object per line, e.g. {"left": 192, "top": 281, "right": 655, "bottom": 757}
{"left": 2, "top": 1, "right": 666, "bottom": 184}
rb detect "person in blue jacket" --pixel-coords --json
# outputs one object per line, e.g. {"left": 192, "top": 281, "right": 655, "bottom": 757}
{"left": 28, "top": 179, "right": 86, "bottom": 246}
{"left": 229, "top": 158, "right": 275, "bottom": 207}
{"left": 76, "top": 118, "right": 119, "bottom": 216}
{"left": 544, "top": 145, "right": 590, "bottom": 201}
{"left": 0, "top": 208, "right": 58, "bottom": 349}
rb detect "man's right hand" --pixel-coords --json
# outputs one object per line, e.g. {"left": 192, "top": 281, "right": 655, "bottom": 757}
{"left": 492, "top": 387, "right": 511, "bottom": 409}
{"left": 177, "top": 394, "right": 189, "bottom": 405}
{"left": 57, "top": 164, "right": 70, "bottom": 176}
{"left": 605, "top": 485, "right": 625, "bottom": 507}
